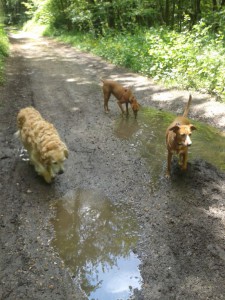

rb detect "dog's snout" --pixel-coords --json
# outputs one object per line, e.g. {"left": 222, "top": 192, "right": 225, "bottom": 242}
{"left": 185, "top": 135, "right": 192, "bottom": 147}
{"left": 58, "top": 169, "right": 64, "bottom": 175}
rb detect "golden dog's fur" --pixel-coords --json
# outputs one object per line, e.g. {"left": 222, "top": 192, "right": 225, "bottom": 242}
{"left": 101, "top": 79, "right": 140, "bottom": 118}
{"left": 166, "top": 95, "right": 196, "bottom": 178}
{"left": 16, "top": 107, "right": 68, "bottom": 183}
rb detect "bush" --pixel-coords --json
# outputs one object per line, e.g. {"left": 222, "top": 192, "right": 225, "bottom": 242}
{"left": 44, "top": 23, "right": 225, "bottom": 101}
{"left": 0, "top": 25, "right": 9, "bottom": 84}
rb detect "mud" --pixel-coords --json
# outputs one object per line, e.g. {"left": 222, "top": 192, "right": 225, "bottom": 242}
{"left": 1, "top": 31, "right": 225, "bottom": 300}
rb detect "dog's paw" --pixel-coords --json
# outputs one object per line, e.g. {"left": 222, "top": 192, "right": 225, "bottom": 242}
{"left": 165, "top": 174, "right": 171, "bottom": 179}
{"left": 43, "top": 176, "right": 53, "bottom": 184}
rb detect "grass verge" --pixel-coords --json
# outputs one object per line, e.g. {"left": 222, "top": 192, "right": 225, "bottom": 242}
{"left": 36, "top": 23, "right": 225, "bottom": 100}
{"left": 0, "top": 25, "right": 9, "bottom": 84}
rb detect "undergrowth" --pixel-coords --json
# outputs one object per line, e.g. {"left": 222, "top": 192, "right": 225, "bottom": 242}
{"left": 0, "top": 25, "right": 9, "bottom": 84}
{"left": 42, "top": 23, "right": 225, "bottom": 101}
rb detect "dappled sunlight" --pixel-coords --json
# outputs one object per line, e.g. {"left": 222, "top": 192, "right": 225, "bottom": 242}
{"left": 70, "top": 107, "right": 80, "bottom": 112}
{"left": 8, "top": 31, "right": 225, "bottom": 130}
{"left": 205, "top": 206, "right": 225, "bottom": 223}
{"left": 192, "top": 101, "right": 225, "bottom": 127}
{"left": 66, "top": 78, "right": 76, "bottom": 82}
{"left": 65, "top": 77, "right": 93, "bottom": 85}
{"left": 3, "top": 22, "right": 225, "bottom": 300}
{"left": 9, "top": 31, "right": 40, "bottom": 40}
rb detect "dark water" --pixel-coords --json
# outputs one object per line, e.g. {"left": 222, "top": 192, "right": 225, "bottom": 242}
{"left": 114, "top": 107, "right": 225, "bottom": 176}
{"left": 51, "top": 189, "right": 142, "bottom": 300}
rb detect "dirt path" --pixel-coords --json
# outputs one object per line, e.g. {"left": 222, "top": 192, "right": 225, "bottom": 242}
{"left": 1, "top": 31, "right": 225, "bottom": 300}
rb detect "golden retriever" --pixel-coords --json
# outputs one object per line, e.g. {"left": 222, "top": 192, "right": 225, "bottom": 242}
{"left": 16, "top": 107, "right": 68, "bottom": 183}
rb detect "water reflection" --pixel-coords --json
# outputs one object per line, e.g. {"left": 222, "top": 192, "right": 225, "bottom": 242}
{"left": 114, "top": 109, "right": 169, "bottom": 188}
{"left": 114, "top": 107, "right": 225, "bottom": 175}
{"left": 114, "top": 118, "right": 140, "bottom": 139}
{"left": 51, "top": 189, "right": 142, "bottom": 299}
{"left": 84, "top": 253, "right": 141, "bottom": 300}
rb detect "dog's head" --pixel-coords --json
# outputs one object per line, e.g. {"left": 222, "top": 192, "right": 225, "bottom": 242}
{"left": 41, "top": 142, "right": 69, "bottom": 177}
{"left": 169, "top": 123, "right": 197, "bottom": 147}
{"left": 129, "top": 96, "right": 140, "bottom": 119}
{"left": 17, "top": 107, "right": 41, "bottom": 129}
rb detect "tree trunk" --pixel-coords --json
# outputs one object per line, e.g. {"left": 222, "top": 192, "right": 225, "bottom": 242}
{"left": 165, "top": 0, "right": 170, "bottom": 26}
{"left": 212, "top": 0, "right": 218, "bottom": 11}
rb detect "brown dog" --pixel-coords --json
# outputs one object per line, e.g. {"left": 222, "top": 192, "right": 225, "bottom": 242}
{"left": 165, "top": 94, "right": 196, "bottom": 178}
{"left": 16, "top": 107, "right": 68, "bottom": 183}
{"left": 101, "top": 79, "right": 140, "bottom": 118}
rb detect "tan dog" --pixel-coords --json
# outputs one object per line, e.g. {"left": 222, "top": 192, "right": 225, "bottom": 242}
{"left": 166, "top": 95, "right": 196, "bottom": 178}
{"left": 101, "top": 79, "right": 140, "bottom": 118}
{"left": 16, "top": 107, "right": 68, "bottom": 183}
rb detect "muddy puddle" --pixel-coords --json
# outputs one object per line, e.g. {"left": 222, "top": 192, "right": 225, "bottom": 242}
{"left": 114, "top": 107, "right": 225, "bottom": 180}
{"left": 50, "top": 189, "right": 142, "bottom": 300}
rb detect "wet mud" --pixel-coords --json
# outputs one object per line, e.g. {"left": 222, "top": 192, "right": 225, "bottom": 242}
{"left": 1, "top": 31, "right": 225, "bottom": 300}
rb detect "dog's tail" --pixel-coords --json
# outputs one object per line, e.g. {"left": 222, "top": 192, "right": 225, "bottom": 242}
{"left": 183, "top": 94, "right": 192, "bottom": 118}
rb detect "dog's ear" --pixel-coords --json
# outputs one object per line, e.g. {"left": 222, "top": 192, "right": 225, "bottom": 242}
{"left": 169, "top": 125, "right": 180, "bottom": 132}
{"left": 136, "top": 102, "right": 141, "bottom": 108}
{"left": 190, "top": 125, "right": 197, "bottom": 131}
{"left": 40, "top": 151, "right": 49, "bottom": 164}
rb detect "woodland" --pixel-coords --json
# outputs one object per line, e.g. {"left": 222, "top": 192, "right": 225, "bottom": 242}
{"left": 1, "top": 0, "right": 225, "bottom": 100}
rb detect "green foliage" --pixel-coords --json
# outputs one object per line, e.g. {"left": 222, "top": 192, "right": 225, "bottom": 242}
{"left": 0, "top": 25, "right": 9, "bottom": 84}
{"left": 18, "top": 0, "right": 174, "bottom": 34}
{"left": 4, "top": 0, "right": 225, "bottom": 33}
{"left": 2, "top": 0, "right": 27, "bottom": 24}
{"left": 3, "top": 0, "right": 225, "bottom": 99}
{"left": 49, "top": 23, "right": 225, "bottom": 101}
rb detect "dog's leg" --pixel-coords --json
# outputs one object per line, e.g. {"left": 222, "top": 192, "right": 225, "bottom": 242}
{"left": 125, "top": 102, "right": 129, "bottom": 117}
{"left": 181, "top": 152, "right": 188, "bottom": 171}
{"left": 117, "top": 101, "right": 125, "bottom": 115}
{"left": 30, "top": 151, "right": 37, "bottom": 166}
{"left": 166, "top": 151, "right": 173, "bottom": 178}
{"left": 37, "top": 163, "right": 52, "bottom": 183}
{"left": 42, "top": 171, "right": 52, "bottom": 183}
{"left": 178, "top": 153, "right": 183, "bottom": 166}
{"left": 103, "top": 89, "right": 110, "bottom": 113}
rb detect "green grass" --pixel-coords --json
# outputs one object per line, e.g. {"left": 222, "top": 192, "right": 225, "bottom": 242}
{"left": 0, "top": 25, "right": 9, "bottom": 84}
